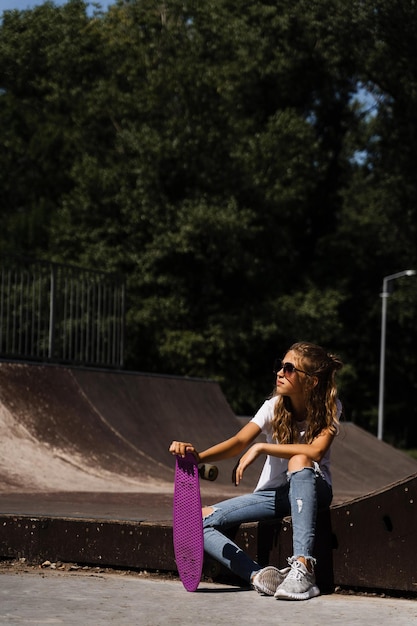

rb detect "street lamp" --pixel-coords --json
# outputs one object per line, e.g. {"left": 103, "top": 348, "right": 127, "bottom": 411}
{"left": 377, "top": 269, "right": 416, "bottom": 440}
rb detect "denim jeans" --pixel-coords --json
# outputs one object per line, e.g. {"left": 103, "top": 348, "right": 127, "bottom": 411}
{"left": 202, "top": 467, "right": 332, "bottom": 582}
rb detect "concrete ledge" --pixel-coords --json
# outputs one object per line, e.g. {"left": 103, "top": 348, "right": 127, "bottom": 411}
{"left": 1, "top": 473, "right": 417, "bottom": 594}
{"left": 0, "top": 511, "right": 335, "bottom": 594}
{"left": 0, "top": 516, "right": 175, "bottom": 572}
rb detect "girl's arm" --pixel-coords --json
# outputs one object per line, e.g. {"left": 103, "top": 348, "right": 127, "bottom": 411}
{"left": 169, "top": 421, "right": 262, "bottom": 464}
{"left": 235, "top": 428, "right": 335, "bottom": 483}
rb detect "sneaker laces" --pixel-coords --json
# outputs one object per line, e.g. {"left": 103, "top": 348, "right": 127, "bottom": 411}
{"left": 286, "top": 560, "right": 304, "bottom": 581}
{"left": 286, "top": 558, "right": 314, "bottom": 581}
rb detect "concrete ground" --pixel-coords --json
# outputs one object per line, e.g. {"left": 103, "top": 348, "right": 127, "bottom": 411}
{"left": 0, "top": 568, "right": 416, "bottom": 626}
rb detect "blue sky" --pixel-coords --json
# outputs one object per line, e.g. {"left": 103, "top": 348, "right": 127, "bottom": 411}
{"left": 0, "top": 0, "right": 114, "bottom": 14}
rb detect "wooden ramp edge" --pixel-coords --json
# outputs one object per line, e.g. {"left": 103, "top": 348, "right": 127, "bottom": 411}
{"left": 1, "top": 472, "right": 416, "bottom": 595}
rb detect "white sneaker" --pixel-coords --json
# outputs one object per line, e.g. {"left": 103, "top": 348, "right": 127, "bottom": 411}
{"left": 274, "top": 559, "right": 320, "bottom": 601}
{"left": 252, "top": 566, "right": 290, "bottom": 596}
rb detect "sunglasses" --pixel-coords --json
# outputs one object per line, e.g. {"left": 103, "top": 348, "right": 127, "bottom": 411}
{"left": 273, "top": 359, "right": 312, "bottom": 377}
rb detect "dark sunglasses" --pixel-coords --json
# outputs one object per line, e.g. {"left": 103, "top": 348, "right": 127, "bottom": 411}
{"left": 273, "top": 359, "right": 312, "bottom": 377}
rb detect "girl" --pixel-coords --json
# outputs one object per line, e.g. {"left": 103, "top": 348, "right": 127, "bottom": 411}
{"left": 169, "top": 341, "right": 343, "bottom": 600}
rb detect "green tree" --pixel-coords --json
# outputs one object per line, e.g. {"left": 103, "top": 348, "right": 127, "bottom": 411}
{"left": 323, "top": 0, "right": 417, "bottom": 443}
{"left": 1, "top": 0, "right": 416, "bottom": 444}
{"left": 48, "top": 0, "right": 363, "bottom": 412}
{"left": 0, "top": 0, "right": 107, "bottom": 254}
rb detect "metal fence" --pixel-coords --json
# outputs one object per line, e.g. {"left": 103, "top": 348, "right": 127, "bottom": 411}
{"left": 0, "top": 257, "right": 125, "bottom": 368}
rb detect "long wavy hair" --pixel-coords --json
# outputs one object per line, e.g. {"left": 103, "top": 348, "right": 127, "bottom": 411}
{"left": 271, "top": 342, "right": 343, "bottom": 444}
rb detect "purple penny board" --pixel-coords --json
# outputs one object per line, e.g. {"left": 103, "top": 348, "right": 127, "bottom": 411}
{"left": 173, "top": 452, "right": 204, "bottom": 592}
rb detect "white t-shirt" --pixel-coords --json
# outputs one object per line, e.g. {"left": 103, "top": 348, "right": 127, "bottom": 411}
{"left": 250, "top": 396, "right": 340, "bottom": 492}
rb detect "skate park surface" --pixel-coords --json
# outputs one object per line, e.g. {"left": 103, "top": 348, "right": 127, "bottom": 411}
{"left": 1, "top": 566, "right": 416, "bottom": 626}
{"left": 1, "top": 360, "right": 417, "bottom": 624}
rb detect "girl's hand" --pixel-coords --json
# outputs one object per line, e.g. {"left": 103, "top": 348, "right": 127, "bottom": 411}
{"left": 169, "top": 440, "right": 200, "bottom": 462}
{"left": 233, "top": 443, "right": 262, "bottom": 485}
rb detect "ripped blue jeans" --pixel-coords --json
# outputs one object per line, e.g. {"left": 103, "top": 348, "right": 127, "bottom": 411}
{"left": 203, "top": 466, "right": 332, "bottom": 582}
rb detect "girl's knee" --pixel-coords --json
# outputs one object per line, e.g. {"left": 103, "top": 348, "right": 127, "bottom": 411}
{"left": 288, "top": 454, "right": 313, "bottom": 473}
{"left": 202, "top": 506, "right": 215, "bottom": 519}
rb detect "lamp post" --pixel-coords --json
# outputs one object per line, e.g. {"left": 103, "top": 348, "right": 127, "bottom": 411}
{"left": 377, "top": 269, "right": 416, "bottom": 440}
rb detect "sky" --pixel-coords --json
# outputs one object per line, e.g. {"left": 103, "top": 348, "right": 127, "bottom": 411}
{"left": 0, "top": 0, "right": 114, "bottom": 14}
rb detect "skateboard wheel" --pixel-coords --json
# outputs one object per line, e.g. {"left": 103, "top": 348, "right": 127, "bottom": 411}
{"left": 199, "top": 464, "right": 219, "bottom": 481}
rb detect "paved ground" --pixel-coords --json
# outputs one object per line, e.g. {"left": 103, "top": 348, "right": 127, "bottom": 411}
{"left": 0, "top": 568, "right": 416, "bottom": 626}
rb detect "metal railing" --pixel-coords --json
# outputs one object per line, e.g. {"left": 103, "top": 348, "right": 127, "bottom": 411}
{"left": 0, "top": 257, "right": 125, "bottom": 368}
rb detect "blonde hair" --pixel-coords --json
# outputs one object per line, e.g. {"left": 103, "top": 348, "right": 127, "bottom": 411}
{"left": 271, "top": 342, "right": 343, "bottom": 444}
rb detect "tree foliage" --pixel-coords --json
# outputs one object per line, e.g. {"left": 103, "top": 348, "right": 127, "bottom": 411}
{"left": 1, "top": 0, "right": 416, "bottom": 445}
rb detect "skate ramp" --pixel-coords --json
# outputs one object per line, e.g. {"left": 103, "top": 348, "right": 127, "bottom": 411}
{"left": 0, "top": 363, "right": 166, "bottom": 493}
{"left": 331, "top": 421, "right": 417, "bottom": 502}
{"left": 1, "top": 361, "right": 417, "bottom": 507}
{"left": 0, "top": 362, "right": 262, "bottom": 500}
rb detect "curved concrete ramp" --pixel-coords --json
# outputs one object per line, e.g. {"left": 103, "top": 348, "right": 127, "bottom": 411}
{"left": 71, "top": 366, "right": 263, "bottom": 492}
{"left": 1, "top": 361, "right": 417, "bottom": 507}
{"left": 0, "top": 362, "right": 261, "bottom": 498}
{"left": 331, "top": 421, "right": 417, "bottom": 503}
{"left": 0, "top": 363, "right": 160, "bottom": 493}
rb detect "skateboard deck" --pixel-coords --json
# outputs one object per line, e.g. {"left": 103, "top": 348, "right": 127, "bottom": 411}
{"left": 173, "top": 453, "right": 204, "bottom": 592}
